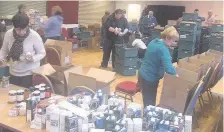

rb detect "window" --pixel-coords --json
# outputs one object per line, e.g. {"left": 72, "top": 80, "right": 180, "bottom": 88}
{"left": 127, "top": 4, "right": 141, "bottom": 22}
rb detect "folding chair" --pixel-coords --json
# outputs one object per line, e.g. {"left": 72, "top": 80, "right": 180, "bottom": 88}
{"left": 184, "top": 80, "right": 205, "bottom": 128}
{"left": 46, "top": 47, "right": 61, "bottom": 66}
{"left": 198, "top": 67, "right": 212, "bottom": 116}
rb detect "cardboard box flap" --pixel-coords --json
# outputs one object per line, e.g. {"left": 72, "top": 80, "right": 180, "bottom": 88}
{"left": 188, "top": 58, "right": 208, "bottom": 66}
{"left": 207, "top": 49, "right": 223, "bottom": 55}
{"left": 68, "top": 72, "right": 97, "bottom": 92}
{"left": 176, "top": 67, "right": 199, "bottom": 83}
{"left": 178, "top": 60, "right": 201, "bottom": 73}
{"left": 32, "top": 63, "right": 56, "bottom": 75}
{"left": 64, "top": 66, "right": 83, "bottom": 84}
{"left": 86, "top": 68, "right": 116, "bottom": 83}
{"left": 45, "top": 39, "right": 72, "bottom": 50}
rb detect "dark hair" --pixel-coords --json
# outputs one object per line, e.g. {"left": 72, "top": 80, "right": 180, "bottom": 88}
{"left": 194, "top": 9, "right": 199, "bottom": 12}
{"left": 105, "top": 11, "right": 110, "bottom": 15}
{"left": 115, "top": 9, "right": 123, "bottom": 14}
{"left": 123, "top": 9, "right": 126, "bottom": 14}
{"left": 18, "top": 4, "right": 26, "bottom": 11}
{"left": 12, "top": 14, "right": 29, "bottom": 29}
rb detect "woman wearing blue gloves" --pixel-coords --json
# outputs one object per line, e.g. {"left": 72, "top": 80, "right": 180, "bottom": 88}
{"left": 138, "top": 26, "right": 179, "bottom": 107}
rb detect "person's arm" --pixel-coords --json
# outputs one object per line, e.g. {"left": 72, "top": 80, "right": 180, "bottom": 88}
{"left": 153, "top": 17, "right": 158, "bottom": 26}
{"left": 32, "top": 33, "right": 46, "bottom": 62}
{"left": 119, "top": 18, "right": 129, "bottom": 36}
{"left": 104, "top": 17, "right": 115, "bottom": 33}
{"left": 39, "top": 17, "right": 54, "bottom": 30}
{"left": 0, "top": 31, "right": 10, "bottom": 61}
{"left": 160, "top": 46, "right": 176, "bottom": 75}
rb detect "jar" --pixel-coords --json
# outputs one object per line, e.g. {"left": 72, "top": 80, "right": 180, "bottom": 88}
{"left": 34, "top": 85, "right": 41, "bottom": 91}
{"left": 32, "top": 90, "right": 40, "bottom": 102}
{"left": 8, "top": 90, "right": 17, "bottom": 104}
{"left": 45, "top": 87, "right": 51, "bottom": 98}
{"left": 39, "top": 83, "right": 46, "bottom": 88}
{"left": 39, "top": 87, "right": 46, "bottom": 100}
{"left": 16, "top": 90, "right": 24, "bottom": 103}
{"left": 2, "top": 76, "right": 10, "bottom": 88}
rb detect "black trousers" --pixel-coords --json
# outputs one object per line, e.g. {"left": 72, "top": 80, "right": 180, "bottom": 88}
{"left": 138, "top": 48, "right": 146, "bottom": 58}
{"left": 138, "top": 75, "right": 159, "bottom": 107}
{"left": 101, "top": 39, "right": 116, "bottom": 68}
{"left": 10, "top": 75, "right": 33, "bottom": 88}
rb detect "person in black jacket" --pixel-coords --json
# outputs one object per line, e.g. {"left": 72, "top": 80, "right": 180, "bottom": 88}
{"left": 100, "top": 9, "right": 129, "bottom": 71}
{"left": 17, "top": 4, "right": 26, "bottom": 15}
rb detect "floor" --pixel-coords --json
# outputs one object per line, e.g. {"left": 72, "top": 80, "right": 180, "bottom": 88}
{"left": 72, "top": 48, "right": 222, "bottom": 132}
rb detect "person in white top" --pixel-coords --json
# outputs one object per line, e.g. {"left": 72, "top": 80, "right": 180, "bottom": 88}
{"left": 0, "top": 14, "right": 46, "bottom": 88}
{"left": 205, "top": 10, "right": 216, "bottom": 27}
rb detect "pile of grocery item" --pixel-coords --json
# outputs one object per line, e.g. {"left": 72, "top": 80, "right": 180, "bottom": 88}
{"left": 7, "top": 84, "right": 187, "bottom": 132}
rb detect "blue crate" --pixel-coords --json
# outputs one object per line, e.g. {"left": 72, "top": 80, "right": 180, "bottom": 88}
{"left": 178, "top": 40, "right": 196, "bottom": 50}
{"left": 183, "top": 13, "right": 198, "bottom": 21}
{"left": 211, "top": 24, "right": 223, "bottom": 33}
{"left": 209, "top": 35, "right": 223, "bottom": 44}
{"left": 179, "top": 31, "right": 197, "bottom": 42}
{"left": 115, "top": 63, "right": 137, "bottom": 76}
{"left": 0, "top": 66, "right": 9, "bottom": 78}
{"left": 115, "top": 55, "right": 138, "bottom": 67}
{"left": 137, "top": 59, "right": 143, "bottom": 70}
{"left": 209, "top": 43, "right": 223, "bottom": 52}
{"left": 180, "top": 22, "right": 197, "bottom": 33}
{"left": 151, "top": 29, "right": 161, "bottom": 39}
{"left": 115, "top": 45, "right": 138, "bottom": 58}
{"left": 178, "top": 49, "right": 195, "bottom": 59}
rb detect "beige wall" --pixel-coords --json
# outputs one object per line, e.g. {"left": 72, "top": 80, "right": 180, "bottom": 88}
{"left": 78, "top": 1, "right": 116, "bottom": 25}
{"left": 115, "top": 1, "right": 223, "bottom": 21}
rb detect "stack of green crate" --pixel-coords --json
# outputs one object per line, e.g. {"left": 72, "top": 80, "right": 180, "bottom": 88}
{"left": 208, "top": 24, "right": 223, "bottom": 52}
{"left": 178, "top": 21, "right": 198, "bottom": 59}
{"left": 114, "top": 44, "right": 138, "bottom": 76}
{"left": 201, "top": 35, "right": 210, "bottom": 52}
{"left": 150, "top": 29, "right": 161, "bottom": 39}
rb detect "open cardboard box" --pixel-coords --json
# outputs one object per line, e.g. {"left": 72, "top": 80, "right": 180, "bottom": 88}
{"left": 45, "top": 39, "right": 73, "bottom": 67}
{"left": 179, "top": 57, "right": 210, "bottom": 77}
{"left": 67, "top": 67, "right": 116, "bottom": 94}
{"left": 176, "top": 67, "right": 199, "bottom": 84}
{"left": 159, "top": 73, "right": 196, "bottom": 113}
{"left": 177, "top": 60, "right": 203, "bottom": 79}
{"left": 32, "top": 64, "right": 80, "bottom": 96}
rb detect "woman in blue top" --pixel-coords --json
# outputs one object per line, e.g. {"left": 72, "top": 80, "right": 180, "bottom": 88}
{"left": 40, "top": 6, "right": 63, "bottom": 42}
{"left": 138, "top": 26, "right": 179, "bottom": 107}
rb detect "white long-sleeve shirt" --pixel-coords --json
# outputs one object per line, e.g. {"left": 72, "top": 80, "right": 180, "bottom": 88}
{"left": 132, "top": 39, "right": 147, "bottom": 49}
{"left": 0, "top": 29, "right": 46, "bottom": 76}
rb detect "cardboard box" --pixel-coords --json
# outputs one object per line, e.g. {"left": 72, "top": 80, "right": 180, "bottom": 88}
{"left": 159, "top": 73, "right": 195, "bottom": 113}
{"left": 176, "top": 67, "right": 199, "bottom": 84}
{"left": 67, "top": 67, "right": 116, "bottom": 94}
{"left": 88, "top": 37, "right": 98, "bottom": 48}
{"left": 45, "top": 39, "right": 73, "bottom": 67}
{"left": 88, "top": 24, "right": 101, "bottom": 36}
{"left": 32, "top": 64, "right": 80, "bottom": 96}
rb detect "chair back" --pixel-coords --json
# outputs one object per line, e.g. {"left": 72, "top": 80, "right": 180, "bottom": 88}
{"left": 61, "top": 28, "right": 68, "bottom": 39}
{"left": 32, "top": 74, "right": 55, "bottom": 93}
{"left": 184, "top": 79, "right": 205, "bottom": 115}
{"left": 206, "top": 63, "right": 220, "bottom": 89}
{"left": 201, "top": 67, "right": 212, "bottom": 93}
{"left": 46, "top": 47, "right": 61, "bottom": 66}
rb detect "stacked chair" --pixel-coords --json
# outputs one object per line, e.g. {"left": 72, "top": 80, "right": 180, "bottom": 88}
{"left": 114, "top": 44, "right": 138, "bottom": 76}
{"left": 208, "top": 24, "right": 223, "bottom": 52}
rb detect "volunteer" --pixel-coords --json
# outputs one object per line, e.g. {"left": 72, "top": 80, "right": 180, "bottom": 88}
{"left": 101, "top": 11, "right": 110, "bottom": 49}
{"left": 100, "top": 9, "right": 129, "bottom": 71}
{"left": 138, "top": 26, "right": 179, "bottom": 107}
{"left": 0, "top": 14, "right": 46, "bottom": 88}
{"left": 17, "top": 4, "right": 26, "bottom": 15}
{"left": 140, "top": 11, "right": 158, "bottom": 37}
{"left": 194, "top": 9, "right": 205, "bottom": 22}
{"left": 40, "top": 6, "right": 63, "bottom": 42}
{"left": 205, "top": 10, "right": 216, "bottom": 27}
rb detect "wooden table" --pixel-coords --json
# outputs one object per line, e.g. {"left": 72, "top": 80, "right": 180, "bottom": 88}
{"left": 0, "top": 85, "right": 46, "bottom": 132}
